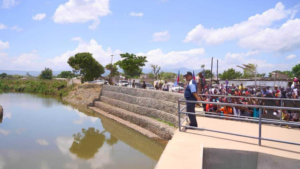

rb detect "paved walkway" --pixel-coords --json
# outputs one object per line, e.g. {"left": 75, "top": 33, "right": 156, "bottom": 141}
{"left": 156, "top": 114, "right": 300, "bottom": 169}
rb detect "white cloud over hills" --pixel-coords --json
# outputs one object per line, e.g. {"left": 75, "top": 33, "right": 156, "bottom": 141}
{"left": 53, "top": 0, "right": 111, "bottom": 30}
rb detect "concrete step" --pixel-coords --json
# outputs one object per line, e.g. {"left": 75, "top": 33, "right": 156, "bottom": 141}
{"left": 94, "top": 101, "right": 175, "bottom": 140}
{"left": 89, "top": 107, "right": 162, "bottom": 140}
{"left": 101, "top": 90, "right": 182, "bottom": 116}
{"left": 102, "top": 85, "right": 183, "bottom": 104}
{"left": 99, "top": 96, "right": 180, "bottom": 127}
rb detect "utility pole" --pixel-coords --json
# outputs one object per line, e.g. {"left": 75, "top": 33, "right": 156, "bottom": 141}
{"left": 211, "top": 57, "right": 213, "bottom": 87}
{"left": 110, "top": 55, "right": 114, "bottom": 84}
{"left": 217, "top": 60, "right": 219, "bottom": 84}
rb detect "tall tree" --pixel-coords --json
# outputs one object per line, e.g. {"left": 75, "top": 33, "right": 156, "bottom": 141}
{"left": 115, "top": 53, "right": 147, "bottom": 78}
{"left": 105, "top": 63, "right": 119, "bottom": 84}
{"left": 68, "top": 53, "right": 105, "bottom": 83}
{"left": 242, "top": 64, "right": 256, "bottom": 78}
{"left": 219, "top": 68, "right": 242, "bottom": 80}
{"left": 39, "top": 68, "right": 53, "bottom": 80}
{"left": 151, "top": 64, "right": 161, "bottom": 80}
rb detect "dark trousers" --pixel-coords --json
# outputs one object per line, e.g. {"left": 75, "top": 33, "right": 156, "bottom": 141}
{"left": 186, "top": 100, "right": 198, "bottom": 127}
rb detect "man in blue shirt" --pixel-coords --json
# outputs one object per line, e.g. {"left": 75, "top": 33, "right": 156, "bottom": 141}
{"left": 183, "top": 71, "right": 201, "bottom": 128}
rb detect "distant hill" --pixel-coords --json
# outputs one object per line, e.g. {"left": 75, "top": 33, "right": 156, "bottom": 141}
{"left": 0, "top": 67, "right": 203, "bottom": 77}
{"left": 0, "top": 70, "right": 62, "bottom": 76}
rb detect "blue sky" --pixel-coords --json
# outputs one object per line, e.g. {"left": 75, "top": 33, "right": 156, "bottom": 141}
{"left": 0, "top": 0, "right": 300, "bottom": 75}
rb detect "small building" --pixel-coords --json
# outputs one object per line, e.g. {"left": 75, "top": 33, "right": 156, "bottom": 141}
{"left": 271, "top": 71, "right": 289, "bottom": 79}
{"left": 140, "top": 74, "right": 149, "bottom": 79}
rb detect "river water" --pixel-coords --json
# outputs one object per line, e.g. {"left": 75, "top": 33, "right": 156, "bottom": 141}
{"left": 0, "top": 93, "right": 166, "bottom": 169}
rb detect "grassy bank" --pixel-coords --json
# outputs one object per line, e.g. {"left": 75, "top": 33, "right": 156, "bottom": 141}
{"left": 0, "top": 79, "right": 74, "bottom": 96}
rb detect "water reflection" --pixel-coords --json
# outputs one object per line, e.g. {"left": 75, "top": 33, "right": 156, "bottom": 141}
{"left": 70, "top": 128, "right": 106, "bottom": 159}
{"left": 0, "top": 93, "right": 166, "bottom": 169}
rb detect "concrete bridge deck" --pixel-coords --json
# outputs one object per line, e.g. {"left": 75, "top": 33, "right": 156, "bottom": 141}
{"left": 156, "top": 115, "right": 300, "bottom": 169}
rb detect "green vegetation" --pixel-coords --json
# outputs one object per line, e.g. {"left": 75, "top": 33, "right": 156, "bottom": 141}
{"left": 151, "top": 64, "right": 161, "bottom": 80}
{"left": 219, "top": 68, "right": 242, "bottom": 80}
{"left": 39, "top": 68, "right": 53, "bottom": 80}
{"left": 0, "top": 79, "right": 73, "bottom": 96}
{"left": 292, "top": 64, "right": 300, "bottom": 77}
{"left": 57, "top": 71, "right": 75, "bottom": 78}
{"left": 105, "top": 63, "right": 119, "bottom": 77}
{"left": 151, "top": 117, "right": 175, "bottom": 127}
{"left": 68, "top": 52, "right": 105, "bottom": 83}
{"left": 116, "top": 53, "right": 147, "bottom": 78}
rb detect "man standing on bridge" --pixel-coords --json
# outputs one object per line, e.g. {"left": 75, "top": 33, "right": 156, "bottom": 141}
{"left": 184, "top": 71, "right": 201, "bottom": 129}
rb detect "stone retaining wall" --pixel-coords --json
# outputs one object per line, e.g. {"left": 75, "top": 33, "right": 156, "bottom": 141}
{"left": 100, "top": 96, "right": 179, "bottom": 127}
{"left": 95, "top": 102, "right": 174, "bottom": 140}
{"left": 102, "top": 85, "right": 183, "bottom": 104}
{"left": 101, "top": 90, "right": 179, "bottom": 116}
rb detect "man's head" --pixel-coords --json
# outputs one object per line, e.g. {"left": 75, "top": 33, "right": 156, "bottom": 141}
{"left": 274, "top": 85, "right": 278, "bottom": 90}
{"left": 199, "top": 73, "right": 203, "bottom": 78}
{"left": 183, "top": 71, "right": 193, "bottom": 81}
{"left": 133, "top": 80, "right": 135, "bottom": 82}
{"left": 241, "top": 83, "right": 243, "bottom": 86}
{"left": 165, "top": 81, "right": 167, "bottom": 84}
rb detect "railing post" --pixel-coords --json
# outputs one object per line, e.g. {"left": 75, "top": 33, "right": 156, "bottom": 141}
{"left": 280, "top": 99, "right": 283, "bottom": 127}
{"left": 178, "top": 100, "right": 181, "bottom": 132}
{"left": 259, "top": 108, "right": 262, "bottom": 146}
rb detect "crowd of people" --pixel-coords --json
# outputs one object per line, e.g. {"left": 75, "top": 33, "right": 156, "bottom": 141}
{"left": 195, "top": 74, "right": 300, "bottom": 123}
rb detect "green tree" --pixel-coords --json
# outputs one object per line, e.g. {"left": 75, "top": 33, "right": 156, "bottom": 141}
{"left": 1, "top": 73, "right": 7, "bottom": 79}
{"left": 204, "top": 70, "right": 214, "bottom": 79}
{"left": 57, "top": 71, "right": 74, "bottom": 78}
{"left": 257, "top": 73, "right": 266, "bottom": 77}
{"left": 148, "top": 73, "right": 155, "bottom": 79}
{"left": 105, "top": 63, "right": 119, "bottom": 77}
{"left": 115, "top": 53, "right": 147, "bottom": 78}
{"left": 39, "top": 68, "right": 53, "bottom": 80}
{"left": 242, "top": 64, "right": 256, "bottom": 78}
{"left": 159, "top": 71, "right": 176, "bottom": 80}
{"left": 68, "top": 53, "right": 105, "bottom": 83}
{"left": 219, "top": 68, "right": 242, "bottom": 80}
{"left": 151, "top": 64, "right": 161, "bottom": 80}
{"left": 282, "top": 71, "right": 293, "bottom": 78}
{"left": 69, "top": 128, "right": 106, "bottom": 159}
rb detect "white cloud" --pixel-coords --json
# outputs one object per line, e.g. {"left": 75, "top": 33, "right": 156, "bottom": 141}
{"left": 36, "top": 139, "right": 49, "bottom": 146}
{"left": 153, "top": 31, "right": 170, "bottom": 41}
{"left": 2, "top": 0, "right": 19, "bottom": 9}
{"left": 15, "top": 128, "right": 26, "bottom": 134}
{"left": 71, "top": 37, "right": 82, "bottom": 41}
{"left": 0, "top": 23, "right": 7, "bottom": 29}
{"left": 11, "top": 26, "right": 23, "bottom": 32}
{"left": 0, "top": 40, "right": 9, "bottom": 50}
{"left": 286, "top": 54, "right": 296, "bottom": 59}
{"left": 32, "top": 13, "right": 47, "bottom": 21}
{"left": 129, "top": 12, "right": 143, "bottom": 17}
{"left": 185, "top": 2, "right": 292, "bottom": 45}
{"left": 137, "top": 48, "right": 206, "bottom": 69}
{"left": 0, "top": 39, "right": 121, "bottom": 71}
{"left": 0, "top": 129, "right": 10, "bottom": 136}
{"left": 53, "top": 0, "right": 111, "bottom": 30}
{"left": 238, "top": 19, "right": 300, "bottom": 53}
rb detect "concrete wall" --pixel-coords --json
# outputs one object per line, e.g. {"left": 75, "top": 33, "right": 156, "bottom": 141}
{"left": 93, "top": 85, "right": 184, "bottom": 140}
{"left": 203, "top": 148, "right": 300, "bottom": 169}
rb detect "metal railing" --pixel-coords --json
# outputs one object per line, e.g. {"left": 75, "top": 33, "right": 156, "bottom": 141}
{"left": 178, "top": 98, "right": 300, "bottom": 146}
